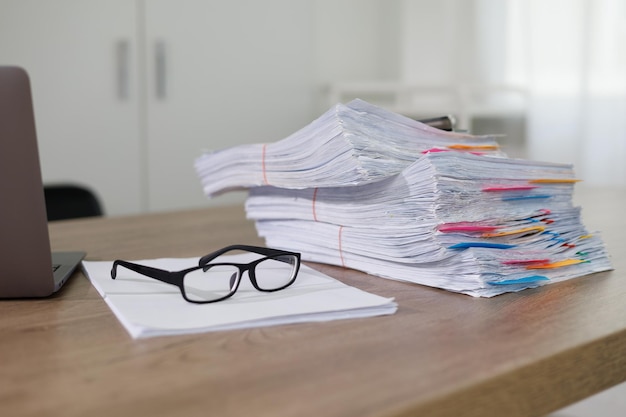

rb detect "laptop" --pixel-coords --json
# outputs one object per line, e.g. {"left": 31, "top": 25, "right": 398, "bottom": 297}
{"left": 0, "top": 66, "right": 85, "bottom": 298}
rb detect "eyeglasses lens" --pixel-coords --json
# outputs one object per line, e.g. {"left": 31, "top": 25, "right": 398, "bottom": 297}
{"left": 184, "top": 264, "right": 240, "bottom": 302}
{"left": 253, "top": 255, "right": 298, "bottom": 290}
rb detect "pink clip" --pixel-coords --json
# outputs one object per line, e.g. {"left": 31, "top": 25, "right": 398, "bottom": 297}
{"left": 482, "top": 185, "right": 538, "bottom": 192}
{"left": 439, "top": 224, "right": 500, "bottom": 233}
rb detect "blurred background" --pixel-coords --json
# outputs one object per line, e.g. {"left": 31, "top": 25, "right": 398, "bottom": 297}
{"left": 1, "top": 0, "right": 625, "bottom": 218}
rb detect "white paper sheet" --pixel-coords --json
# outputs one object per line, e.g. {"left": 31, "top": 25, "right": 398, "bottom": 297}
{"left": 82, "top": 253, "right": 397, "bottom": 339}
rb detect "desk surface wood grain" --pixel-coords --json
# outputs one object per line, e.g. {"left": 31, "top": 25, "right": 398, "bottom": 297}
{"left": 1, "top": 186, "right": 625, "bottom": 417}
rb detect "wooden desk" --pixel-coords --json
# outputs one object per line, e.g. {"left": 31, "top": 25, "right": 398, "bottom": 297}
{"left": 2, "top": 187, "right": 625, "bottom": 417}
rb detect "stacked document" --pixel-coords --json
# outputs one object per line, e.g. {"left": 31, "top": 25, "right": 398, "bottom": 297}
{"left": 195, "top": 100, "right": 612, "bottom": 297}
{"left": 195, "top": 99, "right": 504, "bottom": 196}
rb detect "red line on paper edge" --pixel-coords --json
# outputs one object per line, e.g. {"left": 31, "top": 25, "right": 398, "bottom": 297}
{"left": 312, "top": 188, "right": 319, "bottom": 221}
{"left": 338, "top": 226, "right": 345, "bottom": 267}
{"left": 262, "top": 144, "right": 269, "bottom": 185}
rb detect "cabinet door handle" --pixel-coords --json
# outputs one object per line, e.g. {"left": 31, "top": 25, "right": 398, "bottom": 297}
{"left": 116, "top": 40, "right": 130, "bottom": 100}
{"left": 155, "top": 40, "right": 167, "bottom": 100}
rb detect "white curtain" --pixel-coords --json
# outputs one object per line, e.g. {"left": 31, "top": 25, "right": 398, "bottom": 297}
{"left": 501, "top": 0, "right": 626, "bottom": 185}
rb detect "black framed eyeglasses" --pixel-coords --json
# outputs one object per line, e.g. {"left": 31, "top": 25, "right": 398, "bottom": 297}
{"left": 111, "top": 245, "right": 301, "bottom": 304}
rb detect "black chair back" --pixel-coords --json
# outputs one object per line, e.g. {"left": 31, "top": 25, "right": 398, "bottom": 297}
{"left": 44, "top": 184, "right": 103, "bottom": 221}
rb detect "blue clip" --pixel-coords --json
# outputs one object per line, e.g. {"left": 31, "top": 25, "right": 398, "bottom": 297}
{"left": 448, "top": 242, "right": 517, "bottom": 249}
{"left": 488, "top": 275, "right": 550, "bottom": 285}
{"left": 502, "top": 195, "right": 551, "bottom": 201}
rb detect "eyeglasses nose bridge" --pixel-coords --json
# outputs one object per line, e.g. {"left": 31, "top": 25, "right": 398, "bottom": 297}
{"left": 243, "top": 262, "right": 263, "bottom": 290}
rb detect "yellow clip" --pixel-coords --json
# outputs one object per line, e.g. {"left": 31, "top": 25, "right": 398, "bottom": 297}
{"left": 526, "top": 259, "right": 585, "bottom": 269}
{"left": 482, "top": 225, "right": 545, "bottom": 238}
{"left": 528, "top": 179, "right": 581, "bottom": 184}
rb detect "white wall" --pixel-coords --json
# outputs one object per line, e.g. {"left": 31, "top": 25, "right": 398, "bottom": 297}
{"left": 314, "top": 0, "right": 402, "bottom": 83}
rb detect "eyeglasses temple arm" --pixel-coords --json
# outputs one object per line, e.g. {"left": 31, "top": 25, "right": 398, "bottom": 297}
{"left": 111, "top": 260, "right": 180, "bottom": 286}
{"left": 199, "top": 244, "right": 295, "bottom": 265}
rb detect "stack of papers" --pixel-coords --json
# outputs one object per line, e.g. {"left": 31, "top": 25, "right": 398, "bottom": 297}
{"left": 195, "top": 100, "right": 612, "bottom": 297}
{"left": 246, "top": 152, "right": 611, "bottom": 297}
{"left": 83, "top": 254, "right": 397, "bottom": 338}
{"left": 195, "top": 99, "right": 504, "bottom": 197}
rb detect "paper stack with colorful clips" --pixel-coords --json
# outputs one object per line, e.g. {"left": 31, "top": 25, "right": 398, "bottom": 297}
{"left": 195, "top": 100, "right": 612, "bottom": 297}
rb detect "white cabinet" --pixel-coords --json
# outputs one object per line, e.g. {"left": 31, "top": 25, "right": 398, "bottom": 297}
{"left": 0, "top": 0, "right": 143, "bottom": 215}
{"left": 0, "top": 0, "right": 317, "bottom": 215}
{"left": 142, "top": 0, "right": 316, "bottom": 212}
